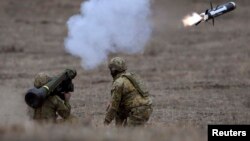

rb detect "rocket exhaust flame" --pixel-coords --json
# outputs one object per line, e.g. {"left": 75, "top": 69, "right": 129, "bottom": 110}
{"left": 182, "top": 13, "right": 203, "bottom": 27}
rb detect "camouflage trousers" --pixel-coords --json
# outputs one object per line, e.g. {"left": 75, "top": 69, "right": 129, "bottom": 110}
{"left": 115, "top": 105, "right": 153, "bottom": 127}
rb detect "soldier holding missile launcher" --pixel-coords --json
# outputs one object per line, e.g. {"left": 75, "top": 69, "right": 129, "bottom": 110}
{"left": 25, "top": 69, "right": 77, "bottom": 123}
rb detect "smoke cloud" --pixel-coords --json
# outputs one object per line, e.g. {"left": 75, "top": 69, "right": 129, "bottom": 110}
{"left": 65, "top": 0, "right": 152, "bottom": 69}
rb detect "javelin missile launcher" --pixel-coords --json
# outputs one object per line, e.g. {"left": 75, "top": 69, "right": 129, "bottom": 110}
{"left": 25, "top": 69, "right": 77, "bottom": 108}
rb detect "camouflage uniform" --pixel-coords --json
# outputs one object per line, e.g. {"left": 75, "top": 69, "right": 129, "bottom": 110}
{"left": 104, "top": 57, "right": 153, "bottom": 126}
{"left": 32, "top": 73, "right": 71, "bottom": 123}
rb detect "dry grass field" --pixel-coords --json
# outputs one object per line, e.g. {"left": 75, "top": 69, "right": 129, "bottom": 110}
{"left": 0, "top": 0, "right": 250, "bottom": 140}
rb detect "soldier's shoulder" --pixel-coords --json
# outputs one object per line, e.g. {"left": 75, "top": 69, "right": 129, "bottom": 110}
{"left": 122, "top": 72, "right": 139, "bottom": 79}
{"left": 113, "top": 77, "right": 124, "bottom": 85}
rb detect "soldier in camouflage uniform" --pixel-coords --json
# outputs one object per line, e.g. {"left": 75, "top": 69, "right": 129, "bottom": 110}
{"left": 104, "top": 57, "right": 153, "bottom": 127}
{"left": 31, "top": 72, "right": 72, "bottom": 123}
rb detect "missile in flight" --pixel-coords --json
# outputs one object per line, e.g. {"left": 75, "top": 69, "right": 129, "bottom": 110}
{"left": 182, "top": 1, "right": 236, "bottom": 27}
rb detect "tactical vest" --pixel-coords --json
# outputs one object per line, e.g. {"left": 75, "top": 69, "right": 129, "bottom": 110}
{"left": 121, "top": 73, "right": 149, "bottom": 97}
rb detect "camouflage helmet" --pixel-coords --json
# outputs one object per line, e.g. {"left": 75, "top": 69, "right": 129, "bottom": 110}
{"left": 34, "top": 72, "right": 51, "bottom": 88}
{"left": 108, "top": 57, "right": 127, "bottom": 72}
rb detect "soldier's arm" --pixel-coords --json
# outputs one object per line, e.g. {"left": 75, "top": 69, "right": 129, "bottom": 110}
{"left": 104, "top": 80, "right": 123, "bottom": 125}
{"left": 55, "top": 95, "right": 71, "bottom": 119}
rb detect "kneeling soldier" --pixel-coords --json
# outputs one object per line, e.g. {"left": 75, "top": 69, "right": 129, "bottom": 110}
{"left": 104, "top": 57, "right": 153, "bottom": 127}
{"left": 31, "top": 72, "right": 72, "bottom": 123}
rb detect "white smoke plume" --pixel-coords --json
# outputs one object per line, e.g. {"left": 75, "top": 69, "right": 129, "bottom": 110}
{"left": 65, "top": 0, "right": 152, "bottom": 69}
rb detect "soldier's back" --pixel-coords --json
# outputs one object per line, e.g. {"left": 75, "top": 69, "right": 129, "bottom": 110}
{"left": 117, "top": 72, "right": 152, "bottom": 110}
{"left": 118, "top": 72, "right": 153, "bottom": 126}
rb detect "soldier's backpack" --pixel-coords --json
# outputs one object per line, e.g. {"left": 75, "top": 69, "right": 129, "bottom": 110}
{"left": 121, "top": 72, "right": 149, "bottom": 97}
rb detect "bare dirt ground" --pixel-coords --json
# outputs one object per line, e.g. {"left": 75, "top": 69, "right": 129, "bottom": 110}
{"left": 0, "top": 0, "right": 250, "bottom": 140}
